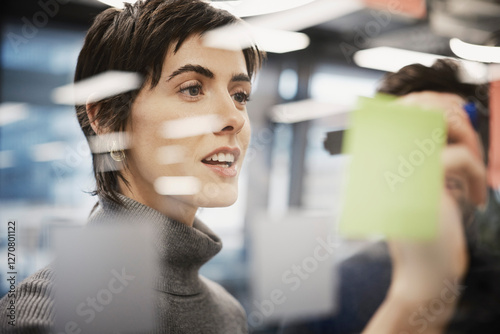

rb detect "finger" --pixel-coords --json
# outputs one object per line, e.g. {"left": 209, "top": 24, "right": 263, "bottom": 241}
{"left": 444, "top": 105, "right": 483, "bottom": 162}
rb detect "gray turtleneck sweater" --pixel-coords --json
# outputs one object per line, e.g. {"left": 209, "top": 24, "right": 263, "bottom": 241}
{"left": 0, "top": 195, "right": 248, "bottom": 333}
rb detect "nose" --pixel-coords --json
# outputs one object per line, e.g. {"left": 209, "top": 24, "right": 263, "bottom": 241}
{"left": 214, "top": 93, "right": 246, "bottom": 136}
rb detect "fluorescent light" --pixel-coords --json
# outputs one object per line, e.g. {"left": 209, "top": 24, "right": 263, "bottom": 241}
{"left": 206, "top": 0, "right": 362, "bottom": 53}
{"left": 310, "top": 73, "right": 378, "bottom": 106}
{"left": 270, "top": 99, "right": 349, "bottom": 123}
{"left": 203, "top": 23, "right": 309, "bottom": 53}
{"left": 0, "top": 103, "right": 28, "bottom": 126}
{"left": 97, "top": 0, "right": 137, "bottom": 9}
{"left": 52, "top": 71, "right": 142, "bottom": 105}
{"left": 354, "top": 47, "right": 442, "bottom": 72}
{"left": 210, "top": 0, "right": 314, "bottom": 18}
{"left": 450, "top": 38, "right": 500, "bottom": 64}
{"left": 354, "top": 47, "right": 490, "bottom": 84}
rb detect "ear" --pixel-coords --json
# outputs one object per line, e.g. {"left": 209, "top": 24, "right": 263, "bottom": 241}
{"left": 86, "top": 93, "right": 101, "bottom": 135}
{"left": 86, "top": 103, "right": 100, "bottom": 135}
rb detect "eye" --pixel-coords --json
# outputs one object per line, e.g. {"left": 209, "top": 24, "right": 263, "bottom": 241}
{"left": 233, "top": 91, "right": 250, "bottom": 105}
{"left": 179, "top": 82, "right": 203, "bottom": 98}
{"left": 186, "top": 86, "right": 201, "bottom": 96}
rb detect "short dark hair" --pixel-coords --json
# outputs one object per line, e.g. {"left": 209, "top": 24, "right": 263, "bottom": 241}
{"left": 75, "top": 0, "right": 265, "bottom": 205}
{"left": 377, "top": 59, "right": 490, "bottom": 162}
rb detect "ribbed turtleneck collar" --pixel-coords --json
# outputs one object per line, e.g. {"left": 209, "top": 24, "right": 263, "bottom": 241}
{"left": 87, "top": 194, "right": 223, "bottom": 296}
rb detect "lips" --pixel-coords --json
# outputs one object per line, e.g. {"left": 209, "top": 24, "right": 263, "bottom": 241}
{"left": 201, "top": 147, "right": 240, "bottom": 177}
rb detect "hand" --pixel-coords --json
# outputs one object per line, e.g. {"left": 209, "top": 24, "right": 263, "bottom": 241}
{"left": 363, "top": 92, "right": 487, "bottom": 334}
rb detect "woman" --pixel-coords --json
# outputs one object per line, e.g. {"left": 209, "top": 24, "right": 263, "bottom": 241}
{"left": 2, "top": 1, "right": 263, "bottom": 333}
{"left": 0, "top": 0, "right": 485, "bottom": 333}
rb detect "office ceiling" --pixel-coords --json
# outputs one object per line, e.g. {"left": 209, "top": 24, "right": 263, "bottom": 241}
{"left": 2, "top": 0, "right": 499, "bottom": 62}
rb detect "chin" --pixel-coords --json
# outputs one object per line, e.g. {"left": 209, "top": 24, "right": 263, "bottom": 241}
{"left": 196, "top": 182, "right": 238, "bottom": 208}
{"left": 202, "top": 199, "right": 237, "bottom": 208}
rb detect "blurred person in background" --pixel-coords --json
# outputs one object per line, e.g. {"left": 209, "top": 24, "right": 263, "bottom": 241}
{"left": 369, "top": 59, "right": 500, "bottom": 334}
{"left": 284, "top": 59, "right": 500, "bottom": 334}
{"left": 0, "top": 1, "right": 489, "bottom": 333}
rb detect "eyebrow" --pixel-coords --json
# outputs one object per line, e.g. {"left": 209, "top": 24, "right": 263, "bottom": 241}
{"left": 231, "top": 73, "right": 251, "bottom": 83}
{"left": 167, "top": 64, "right": 214, "bottom": 81}
{"left": 167, "top": 64, "right": 251, "bottom": 84}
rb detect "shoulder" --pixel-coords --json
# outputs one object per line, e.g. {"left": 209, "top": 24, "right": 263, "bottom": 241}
{"left": 339, "top": 240, "right": 392, "bottom": 285}
{"left": 0, "top": 265, "right": 55, "bottom": 333}
{"left": 199, "top": 276, "right": 247, "bottom": 329}
{"left": 200, "top": 275, "right": 245, "bottom": 311}
{"left": 335, "top": 241, "right": 391, "bottom": 333}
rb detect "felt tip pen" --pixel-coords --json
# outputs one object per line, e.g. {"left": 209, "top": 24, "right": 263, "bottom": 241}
{"left": 464, "top": 101, "right": 479, "bottom": 130}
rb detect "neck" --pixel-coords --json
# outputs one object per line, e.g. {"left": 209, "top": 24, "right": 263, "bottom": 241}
{"left": 90, "top": 194, "right": 223, "bottom": 296}
{"left": 118, "top": 177, "right": 197, "bottom": 227}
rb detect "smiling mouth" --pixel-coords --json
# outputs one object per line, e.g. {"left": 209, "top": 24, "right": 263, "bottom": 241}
{"left": 202, "top": 152, "right": 235, "bottom": 168}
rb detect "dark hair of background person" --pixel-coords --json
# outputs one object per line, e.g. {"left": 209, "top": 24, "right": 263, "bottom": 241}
{"left": 74, "top": 0, "right": 265, "bottom": 206}
{"left": 377, "top": 59, "right": 490, "bottom": 164}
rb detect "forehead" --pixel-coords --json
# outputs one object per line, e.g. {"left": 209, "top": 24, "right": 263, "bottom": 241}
{"left": 162, "top": 35, "right": 248, "bottom": 77}
{"left": 397, "top": 91, "right": 466, "bottom": 111}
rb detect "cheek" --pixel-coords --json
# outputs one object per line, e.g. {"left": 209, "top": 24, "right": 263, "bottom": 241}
{"left": 240, "top": 124, "right": 251, "bottom": 153}
{"left": 127, "top": 102, "right": 169, "bottom": 174}
{"left": 242, "top": 115, "right": 251, "bottom": 144}
{"left": 130, "top": 112, "right": 161, "bottom": 152}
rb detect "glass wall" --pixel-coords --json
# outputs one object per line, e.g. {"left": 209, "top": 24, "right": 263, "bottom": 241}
{"left": 0, "top": 23, "right": 93, "bottom": 295}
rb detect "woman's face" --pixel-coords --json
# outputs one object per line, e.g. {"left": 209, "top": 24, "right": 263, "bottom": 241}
{"left": 124, "top": 34, "right": 252, "bottom": 211}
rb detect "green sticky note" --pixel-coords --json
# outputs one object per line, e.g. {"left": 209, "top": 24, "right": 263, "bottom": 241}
{"left": 339, "top": 96, "right": 446, "bottom": 240}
